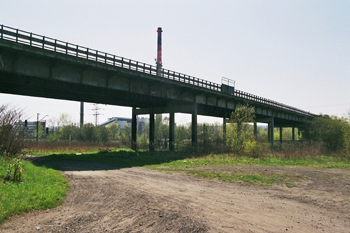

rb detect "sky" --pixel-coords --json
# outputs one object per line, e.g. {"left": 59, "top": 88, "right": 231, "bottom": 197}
{"left": 1, "top": 0, "right": 349, "bottom": 126}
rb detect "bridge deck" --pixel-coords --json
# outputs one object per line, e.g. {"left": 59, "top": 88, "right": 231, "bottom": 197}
{"left": 0, "top": 24, "right": 313, "bottom": 118}
{"left": 0, "top": 24, "right": 315, "bottom": 149}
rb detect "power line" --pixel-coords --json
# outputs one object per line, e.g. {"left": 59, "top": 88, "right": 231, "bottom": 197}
{"left": 90, "top": 104, "right": 104, "bottom": 126}
{"left": 304, "top": 103, "right": 350, "bottom": 108}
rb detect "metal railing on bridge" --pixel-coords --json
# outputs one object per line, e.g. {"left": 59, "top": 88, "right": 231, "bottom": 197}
{"left": 0, "top": 25, "right": 313, "bottom": 117}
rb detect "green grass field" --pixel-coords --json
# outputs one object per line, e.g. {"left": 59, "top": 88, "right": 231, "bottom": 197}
{"left": 0, "top": 157, "right": 69, "bottom": 223}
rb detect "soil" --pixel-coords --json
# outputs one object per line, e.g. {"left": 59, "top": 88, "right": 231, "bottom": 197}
{"left": 1, "top": 157, "right": 350, "bottom": 233}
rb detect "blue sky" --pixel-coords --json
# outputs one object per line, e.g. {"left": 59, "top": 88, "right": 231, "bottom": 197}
{"left": 1, "top": 0, "right": 349, "bottom": 125}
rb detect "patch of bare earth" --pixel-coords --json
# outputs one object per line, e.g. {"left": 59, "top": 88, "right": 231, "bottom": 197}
{"left": 1, "top": 157, "right": 350, "bottom": 232}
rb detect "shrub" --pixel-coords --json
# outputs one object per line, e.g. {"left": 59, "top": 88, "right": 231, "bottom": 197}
{"left": 79, "top": 123, "right": 100, "bottom": 142}
{"left": 226, "top": 103, "right": 256, "bottom": 153}
{"left": 0, "top": 104, "right": 25, "bottom": 157}
{"left": 305, "top": 115, "right": 350, "bottom": 154}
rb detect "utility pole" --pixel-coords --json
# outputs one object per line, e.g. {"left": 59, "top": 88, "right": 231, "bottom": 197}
{"left": 91, "top": 104, "right": 102, "bottom": 126}
{"left": 37, "top": 113, "right": 39, "bottom": 141}
{"left": 36, "top": 114, "right": 48, "bottom": 141}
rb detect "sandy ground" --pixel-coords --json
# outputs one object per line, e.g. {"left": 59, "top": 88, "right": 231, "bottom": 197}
{"left": 1, "top": 157, "right": 350, "bottom": 232}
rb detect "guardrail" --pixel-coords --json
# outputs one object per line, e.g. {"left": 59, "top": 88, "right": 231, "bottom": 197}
{"left": 0, "top": 24, "right": 313, "bottom": 117}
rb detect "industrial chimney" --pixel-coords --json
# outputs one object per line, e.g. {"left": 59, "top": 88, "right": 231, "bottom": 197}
{"left": 156, "top": 27, "right": 162, "bottom": 76}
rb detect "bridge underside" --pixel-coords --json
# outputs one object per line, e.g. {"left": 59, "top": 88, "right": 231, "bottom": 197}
{"left": 0, "top": 39, "right": 311, "bottom": 150}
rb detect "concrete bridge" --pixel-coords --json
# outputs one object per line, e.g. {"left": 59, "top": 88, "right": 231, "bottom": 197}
{"left": 0, "top": 25, "right": 315, "bottom": 150}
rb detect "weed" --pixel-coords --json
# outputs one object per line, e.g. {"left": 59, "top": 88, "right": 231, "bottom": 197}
{"left": 285, "top": 182, "right": 297, "bottom": 188}
{"left": 4, "top": 159, "right": 23, "bottom": 182}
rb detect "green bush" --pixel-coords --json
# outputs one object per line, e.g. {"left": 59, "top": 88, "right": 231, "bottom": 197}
{"left": 305, "top": 115, "right": 350, "bottom": 154}
{"left": 226, "top": 103, "right": 256, "bottom": 153}
{"left": 47, "top": 133, "right": 60, "bottom": 142}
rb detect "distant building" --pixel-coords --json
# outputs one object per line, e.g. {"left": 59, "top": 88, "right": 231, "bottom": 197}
{"left": 99, "top": 117, "right": 148, "bottom": 134}
{"left": 15, "top": 120, "right": 46, "bottom": 137}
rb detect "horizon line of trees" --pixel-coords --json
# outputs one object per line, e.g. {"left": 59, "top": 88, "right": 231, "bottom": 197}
{"left": 1, "top": 103, "right": 350, "bottom": 157}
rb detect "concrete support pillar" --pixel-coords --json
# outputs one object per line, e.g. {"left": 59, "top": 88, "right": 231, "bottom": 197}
{"left": 169, "top": 112, "right": 175, "bottom": 151}
{"left": 280, "top": 127, "right": 283, "bottom": 143}
{"left": 268, "top": 123, "right": 271, "bottom": 142}
{"left": 80, "top": 102, "right": 84, "bottom": 127}
{"left": 254, "top": 122, "right": 258, "bottom": 139}
{"left": 131, "top": 107, "right": 137, "bottom": 150}
{"left": 223, "top": 116, "right": 227, "bottom": 147}
{"left": 270, "top": 117, "right": 274, "bottom": 147}
{"left": 192, "top": 103, "right": 197, "bottom": 148}
{"left": 292, "top": 127, "right": 295, "bottom": 141}
{"left": 149, "top": 113, "right": 155, "bottom": 151}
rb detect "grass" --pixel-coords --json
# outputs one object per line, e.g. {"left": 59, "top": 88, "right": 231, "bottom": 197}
{"left": 0, "top": 157, "right": 69, "bottom": 223}
{"left": 153, "top": 167, "right": 289, "bottom": 186}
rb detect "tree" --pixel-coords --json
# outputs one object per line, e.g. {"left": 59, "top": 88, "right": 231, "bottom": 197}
{"left": 57, "top": 113, "right": 72, "bottom": 127}
{"left": 137, "top": 122, "right": 149, "bottom": 149}
{"left": 227, "top": 103, "right": 256, "bottom": 153}
{"left": 155, "top": 115, "right": 169, "bottom": 150}
{"left": 98, "top": 126, "right": 110, "bottom": 143}
{"left": 108, "top": 123, "right": 120, "bottom": 139}
{"left": 79, "top": 123, "right": 100, "bottom": 142}
{"left": 120, "top": 124, "right": 131, "bottom": 147}
{"left": 306, "top": 115, "right": 350, "bottom": 153}
{"left": 0, "top": 104, "right": 25, "bottom": 157}
{"left": 34, "top": 123, "right": 44, "bottom": 139}
{"left": 175, "top": 123, "right": 191, "bottom": 150}
{"left": 60, "top": 124, "right": 79, "bottom": 141}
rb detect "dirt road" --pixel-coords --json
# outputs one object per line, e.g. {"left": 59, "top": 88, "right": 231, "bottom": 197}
{"left": 1, "top": 158, "right": 350, "bottom": 232}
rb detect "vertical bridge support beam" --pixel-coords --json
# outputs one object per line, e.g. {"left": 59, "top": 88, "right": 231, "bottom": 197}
{"left": 80, "top": 102, "right": 84, "bottom": 127}
{"left": 254, "top": 122, "right": 258, "bottom": 139}
{"left": 270, "top": 117, "right": 274, "bottom": 147}
{"left": 292, "top": 127, "right": 295, "bottom": 141}
{"left": 131, "top": 107, "right": 137, "bottom": 150}
{"left": 223, "top": 115, "right": 227, "bottom": 147}
{"left": 192, "top": 103, "right": 197, "bottom": 148}
{"left": 149, "top": 112, "right": 155, "bottom": 151}
{"left": 169, "top": 112, "right": 175, "bottom": 151}
{"left": 280, "top": 127, "right": 283, "bottom": 143}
